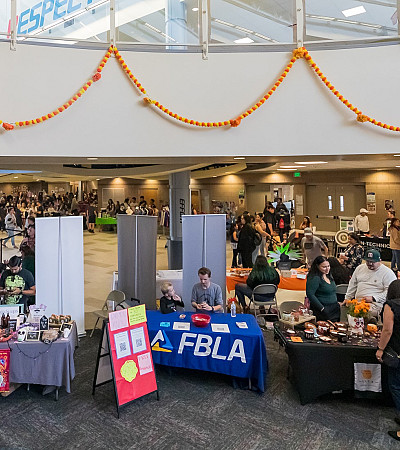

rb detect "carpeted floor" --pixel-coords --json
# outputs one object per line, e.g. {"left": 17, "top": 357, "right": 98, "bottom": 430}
{"left": 0, "top": 330, "right": 398, "bottom": 450}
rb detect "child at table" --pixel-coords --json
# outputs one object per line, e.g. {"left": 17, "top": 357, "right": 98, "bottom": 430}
{"left": 160, "top": 282, "right": 184, "bottom": 314}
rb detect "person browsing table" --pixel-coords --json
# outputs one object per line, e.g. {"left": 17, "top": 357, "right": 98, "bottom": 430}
{"left": 344, "top": 249, "right": 396, "bottom": 316}
{"left": 191, "top": 267, "right": 223, "bottom": 313}
{"left": 306, "top": 256, "right": 340, "bottom": 321}
{"left": 0, "top": 255, "right": 36, "bottom": 312}
{"left": 376, "top": 280, "right": 400, "bottom": 442}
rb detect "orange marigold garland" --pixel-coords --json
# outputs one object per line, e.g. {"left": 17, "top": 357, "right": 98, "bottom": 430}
{"left": 2, "top": 46, "right": 113, "bottom": 130}
{"left": 302, "top": 48, "right": 400, "bottom": 132}
{"left": 1, "top": 45, "right": 400, "bottom": 132}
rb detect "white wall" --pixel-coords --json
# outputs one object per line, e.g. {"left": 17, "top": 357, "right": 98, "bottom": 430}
{"left": 1, "top": 42, "right": 399, "bottom": 157}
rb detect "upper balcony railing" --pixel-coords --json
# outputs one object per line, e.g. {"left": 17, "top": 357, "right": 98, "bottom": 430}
{"left": 1, "top": 1, "right": 399, "bottom": 57}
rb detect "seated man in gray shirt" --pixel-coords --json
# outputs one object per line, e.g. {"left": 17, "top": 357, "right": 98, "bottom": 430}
{"left": 191, "top": 267, "right": 223, "bottom": 313}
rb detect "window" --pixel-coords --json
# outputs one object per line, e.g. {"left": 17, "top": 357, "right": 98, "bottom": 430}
{"left": 328, "top": 195, "right": 332, "bottom": 211}
{"left": 339, "top": 195, "right": 344, "bottom": 212}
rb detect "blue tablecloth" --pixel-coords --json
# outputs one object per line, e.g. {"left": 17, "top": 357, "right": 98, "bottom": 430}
{"left": 146, "top": 311, "right": 267, "bottom": 392}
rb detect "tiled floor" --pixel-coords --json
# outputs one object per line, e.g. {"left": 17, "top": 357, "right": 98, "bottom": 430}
{"left": 82, "top": 229, "right": 306, "bottom": 330}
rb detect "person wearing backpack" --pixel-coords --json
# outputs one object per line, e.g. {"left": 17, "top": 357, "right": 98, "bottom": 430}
{"left": 238, "top": 214, "right": 256, "bottom": 268}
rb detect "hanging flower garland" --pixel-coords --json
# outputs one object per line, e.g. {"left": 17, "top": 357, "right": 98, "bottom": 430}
{"left": 1, "top": 45, "right": 399, "bottom": 132}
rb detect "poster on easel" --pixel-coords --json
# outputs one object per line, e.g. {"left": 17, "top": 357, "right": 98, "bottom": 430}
{"left": 92, "top": 305, "right": 158, "bottom": 416}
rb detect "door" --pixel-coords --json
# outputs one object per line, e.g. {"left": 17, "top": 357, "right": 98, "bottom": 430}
{"left": 306, "top": 184, "right": 365, "bottom": 232}
{"left": 138, "top": 188, "right": 159, "bottom": 208}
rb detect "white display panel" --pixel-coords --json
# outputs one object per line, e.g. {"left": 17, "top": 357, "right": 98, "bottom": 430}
{"left": 35, "top": 217, "right": 61, "bottom": 314}
{"left": 60, "top": 216, "right": 85, "bottom": 336}
{"left": 35, "top": 217, "right": 85, "bottom": 336}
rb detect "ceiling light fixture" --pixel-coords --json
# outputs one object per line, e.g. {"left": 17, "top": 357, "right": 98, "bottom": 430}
{"left": 396, "top": 166, "right": 400, "bottom": 168}
{"left": 342, "top": 6, "right": 366, "bottom": 18}
{"left": 279, "top": 165, "right": 306, "bottom": 169}
{"left": 294, "top": 161, "right": 328, "bottom": 165}
{"left": 87, "top": 157, "right": 98, "bottom": 160}
{"left": 212, "top": 175, "right": 218, "bottom": 178}
{"left": 277, "top": 168, "right": 297, "bottom": 171}
{"left": 394, "top": 155, "right": 400, "bottom": 157}
{"left": 234, "top": 37, "right": 254, "bottom": 44}
{"left": 192, "top": 7, "right": 199, "bottom": 12}
{"left": 233, "top": 157, "right": 245, "bottom": 160}
{"left": 14, "top": 176, "right": 18, "bottom": 179}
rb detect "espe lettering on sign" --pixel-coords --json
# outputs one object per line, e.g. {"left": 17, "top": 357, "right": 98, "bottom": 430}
{"left": 15, "top": 0, "right": 95, "bottom": 35}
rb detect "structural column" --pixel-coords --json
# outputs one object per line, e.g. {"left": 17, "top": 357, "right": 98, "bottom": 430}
{"left": 169, "top": 171, "right": 191, "bottom": 269}
{"left": 165, "top": 0, "right": 187, "bottom": 47}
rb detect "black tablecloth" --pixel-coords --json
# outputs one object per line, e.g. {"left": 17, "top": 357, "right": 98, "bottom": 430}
{"left": 274, "top": 323, "right": 389, "bottom": 405}
{"left": 359, "top": 236, "right": 391, "bottom": 262}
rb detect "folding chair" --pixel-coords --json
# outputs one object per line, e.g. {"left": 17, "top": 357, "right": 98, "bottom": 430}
{"left": 336, "top": 284, "right": 349, "bottom": 322}
{"left": 90, "top": 290, "right": 126, "bottom": 337}
{"left": 279, "top": 301, "right": 303, "bottom": 318}
{"left": 250, "top": 284, "right": 278, "bottom": 327}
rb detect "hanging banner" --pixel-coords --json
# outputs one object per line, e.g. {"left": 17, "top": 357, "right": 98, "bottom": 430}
{"left": 0, "top": 349, "right": 10, "bottom": 393}
{"left": 354, "top": 363, "right": 382, "bottom": 393}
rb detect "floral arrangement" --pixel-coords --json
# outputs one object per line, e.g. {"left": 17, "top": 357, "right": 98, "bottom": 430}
{"left": 347, "top": 299, "right": 370, "bottom": 318}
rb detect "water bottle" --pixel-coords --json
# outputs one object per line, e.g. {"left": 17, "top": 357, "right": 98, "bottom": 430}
{"left": 231, "top": 301, "right": 236, "bottom": 318}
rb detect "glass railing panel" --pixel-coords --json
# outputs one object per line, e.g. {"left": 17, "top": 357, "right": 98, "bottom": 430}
{"left": 305, "top": 0, "right": 398, "bottom": 42}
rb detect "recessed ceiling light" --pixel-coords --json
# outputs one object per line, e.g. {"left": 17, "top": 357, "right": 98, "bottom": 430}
{"left": 342, "top": 6, "right": 366, "bottom": 18}
{"left": 87, "top": 157, "right": 98, "bottom": 160}
{"left": 234, "top": 157, "right": 245, "bottom": 160}
{"left": 212, "top": 175, "right": 217, "bottom": 178}
{"left": 192, "top": 7, "right": 199, "bottom": 12}
{"left": 280, "top": 165, "right": 306, "bottom": 169}
{"left": 394, "top": 155, "right": 400, "bottom": 157}
{"left": 96, "top": 178, "right": 100, "bottom": 180}
{"left": 294, "top": 161, "right": 328, "bottom": 165}
{"left": 396, "top": 166, "right": 400, "bottom": 168}
{"left": 234, "top": 37, "right": 254, "bottom": 44}
{"left": 14, "top": 176, "right": 18, "bottom": 179}
{"left": 277, "top": 168, "right": 297, "bottom": 171}
{"left": 36, "top": 179, "right": 40, "bottom": 181}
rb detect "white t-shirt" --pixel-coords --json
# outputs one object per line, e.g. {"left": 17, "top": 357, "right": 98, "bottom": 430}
{"left": 345, "top": 263, "right": 396, "bottom": 312}
{"left": 354, "top": 214, "right": 369, "bottom": 232}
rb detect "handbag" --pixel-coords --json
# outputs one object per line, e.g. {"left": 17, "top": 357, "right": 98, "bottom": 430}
{"left": 382, "top": 346, "right": 400, "bottom": 368}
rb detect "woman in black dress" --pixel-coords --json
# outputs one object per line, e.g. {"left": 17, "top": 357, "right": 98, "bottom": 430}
{"left": 86, "top": 202, "right": 97, "bottom": 233}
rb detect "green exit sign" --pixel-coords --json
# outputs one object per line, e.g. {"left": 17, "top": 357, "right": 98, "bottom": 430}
{"left": 294, "top": 172, "right": 301, "bottom": 178}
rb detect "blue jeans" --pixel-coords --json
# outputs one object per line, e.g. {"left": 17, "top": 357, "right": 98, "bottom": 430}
{"left": 235, "top": 283, "right": 275, "bottom": 310}
{"left": 3, "top": 229, "right": 15, "bottom": 247}
{"left": 388, "top": 366, "right": 400, "bottom": 414}
{"left": 391, "top": 249, "right": 400, "bottom": 271}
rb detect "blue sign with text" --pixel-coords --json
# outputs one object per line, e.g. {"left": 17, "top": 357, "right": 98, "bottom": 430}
{"left": 17, "top": 0, "right": 95, "bottom": 34}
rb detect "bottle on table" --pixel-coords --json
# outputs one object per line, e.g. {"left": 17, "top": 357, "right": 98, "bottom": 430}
{"left": 231, "top": 301, "right": 236, "bottom": 318}
{"left": 6, "top": 313, "right": 10, "bottom": 328}
{"left": 1, "top": 313, "right": 5, "bottom": 329}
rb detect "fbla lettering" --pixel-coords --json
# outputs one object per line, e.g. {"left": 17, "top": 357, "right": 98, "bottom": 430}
{"left": 178, "top": 332, "right": 246, "bottom": 363}
{"left": 17, "top": 0, "right": 94, "bottom": 35}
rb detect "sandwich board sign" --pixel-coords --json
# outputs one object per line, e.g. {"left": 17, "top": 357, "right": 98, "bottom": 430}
{"left": 92, "top": 305, "right": 159, "bottom": 417}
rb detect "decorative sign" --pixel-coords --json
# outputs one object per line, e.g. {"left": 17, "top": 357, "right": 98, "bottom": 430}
{"left": 93, "top": 305, "right": 158, "bottom": 416}
{"left": 0, "top": 304, "right": 24, "bottom": 319}
{"left": 366, "top": 192, "right": 376, "bottom": 215}
{"left": 128, "top": 304, "right": 147, "bottom": 326}
{"left": 0, "top": 350, "right": 10, "bottom": 393}
{"left": 26, "top": 331, "right": 40, "bottom": 341}
{"left": 39, "top": 315, "right": 49, "bottom": 331}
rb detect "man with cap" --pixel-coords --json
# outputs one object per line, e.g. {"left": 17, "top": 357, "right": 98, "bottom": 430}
{"left": 301, "top": 228, "right": 328, "bottom": 268}
{"left": 344, "top": 249, "right": 396, "bottom": 315}
{"left": 354, "top": 208, "right": 370, "bottom": 235}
